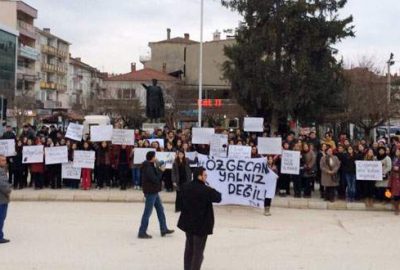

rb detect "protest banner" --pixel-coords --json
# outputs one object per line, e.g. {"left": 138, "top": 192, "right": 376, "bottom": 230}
{"left": 258, "top": 137, "right": 282, "bottom": 155}
{"left": 243, "top": 117, "right": 264, "bottom": 132}
{"left": 90, "top": 125, "right": 113, "bottom": 142}
{"left": 198, "top": 154, "right": 278, "bottom": 208}
{"left": 356, "top": 161, "right": 383, "bottom": 181}
{"left": 185, "top": 151, "right": 198, "bottom": 168}
{"left": 148, "top": 138, "right": 165, "bottom": 148}
{"left": 134, "top": 148, "right": 153, "bottom": 164}
{"left": 112, "top": 129, "right": 135, "bottom": 145}
{"left": 192, "top": 128, "right": 215, "bottom": 144}
{"left": 65, "top": 123, "right": 84, "bottom": 141}
{"left": 228, "top": 145, "right": 252, "bottom": 159}
{"left": 62, "top": 162, "right": 81, "bottom": 180}
{"left": 0, "top": 139, "right": 16, "bottom": 157}
{"left": 73, "top": 150, "right": 96, "bottom": 169}
{"left": 156, "top": 152, "right": 176, "bottom": 169}
{"left": 45, "top": 146, "right": 68, "bottom": 165}
{"left": 210, "top": 134, "right": 228, "bottom": 158}
{"left": 281, "top": 150, "right": 301, "bottom": 175}
{"left": 22, "top": 145, "right": 44, "bottom": 164}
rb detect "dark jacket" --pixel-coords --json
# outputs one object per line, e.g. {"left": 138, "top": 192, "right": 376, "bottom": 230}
{"left": 0, "top": 167, "right": 11, "bottom": 204}
{"left": 342, "top": 153, "right": 356, "bottom": 174}
{"left": 171, "top": 158, "right": 192, "bottom": 190}
{"left": 141, "top": 160, "right": 162, "bottom": 194}
{"left": 178, "top": 180, "right": 222, "bottom": 236}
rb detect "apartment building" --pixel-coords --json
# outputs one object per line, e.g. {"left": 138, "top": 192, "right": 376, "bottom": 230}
{"left": 68, "top": 56, "right": 104, "bottom": 112}
{"left": 35, "top": 27, "right": 70, "bottom": 111}
{"left": 0, "top": 0, "right": 40, "bottom": 103}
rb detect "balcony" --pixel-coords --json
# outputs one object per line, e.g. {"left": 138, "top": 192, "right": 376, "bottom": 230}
{"left": 41, "top": 63, "right": 68, "bottom": 74}
{"left": 17, "top": 66, "right": 38, "bottom": 81}
{"left": 43, "top": 100, "right": 63, "bottom": 109}
{"left": 17, "top": 20, "right": 36, "bottom": 40}
{"left": 18, "top": 45, "right": 40, "bottom": 61}
{"left": 41, "top": 45, "right": 68, "bottom": 59}
{"left": 40, "top": 81, "right": 67, "bottom": 92}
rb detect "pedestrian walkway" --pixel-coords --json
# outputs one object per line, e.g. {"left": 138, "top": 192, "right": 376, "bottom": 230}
{"left": 9, "top": 189, "right": 395, "bottom": 212}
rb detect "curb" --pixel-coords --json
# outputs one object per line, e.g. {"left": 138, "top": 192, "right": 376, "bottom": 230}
{"left": 9, "top": 190, "right": 395, "bottom": 212}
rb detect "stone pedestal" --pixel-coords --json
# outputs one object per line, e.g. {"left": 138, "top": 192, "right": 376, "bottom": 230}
{"left": 142, "top": 122, "right": 166, "bottom": 132}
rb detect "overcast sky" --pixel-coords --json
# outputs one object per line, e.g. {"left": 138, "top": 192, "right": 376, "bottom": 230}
{"left": 27, "top": 0, "right": 400, "bottom": 74}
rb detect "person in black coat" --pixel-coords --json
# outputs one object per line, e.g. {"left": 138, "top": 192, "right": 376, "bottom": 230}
{"left": 172, "top": 150, "right": 193, "bottom": 212}
{"left": 178, "top": 167, "right": 222, "bottom": 270}
{"left": 138, "top": 151, "right": 174, "bottom": 239}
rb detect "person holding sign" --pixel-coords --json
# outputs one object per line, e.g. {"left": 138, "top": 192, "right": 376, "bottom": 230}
{"left": 138, "top": 151, "right": 174, "bottom": 239}
{"left": 172, "top": 150, "right": 193, "bottom": 212}
{"left": 81, "top": 141, "right": 93, "bottom": 190}
{"left": 361, "top": 149, "right": 377, "bottom": 208}
{"left": 320, "top": 147, "right": 341, "bottom": 202}
{"left": 96, "top": 142, "right": 111, "bottom": 189}
{"left": 178, "top": 167, "right": 222, "bottom": 270}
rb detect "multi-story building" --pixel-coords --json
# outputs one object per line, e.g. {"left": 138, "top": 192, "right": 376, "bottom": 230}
{"left": 0, "top": 23, "right": 18, "bottom": 122}
{"left": 35, "top": 27, "right": 70, "bottom": 111}
{"left": 0, "top": 0, "right": 40, "bottom": 104}
{"left": 68, "top": 56, "right": 104, "bottom": 112}
{"left": 141, "top": 29, "right": 244, "bottom": 126}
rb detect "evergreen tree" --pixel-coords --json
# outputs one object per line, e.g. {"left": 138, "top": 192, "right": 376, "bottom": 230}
{"left": 221, "top": 0, "right": 354, "bottom": 125}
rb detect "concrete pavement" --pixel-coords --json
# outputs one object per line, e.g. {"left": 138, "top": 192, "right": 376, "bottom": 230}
{"left": 1, "top": 202, "right": 399, "bottom": 270}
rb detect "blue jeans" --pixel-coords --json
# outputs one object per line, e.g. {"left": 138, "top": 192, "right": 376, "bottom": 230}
{"left": 0, "top": 204, "right": 8, "bottom": 240}
{"left": 138, "top": 193, "right": 168, "bottom": 235}
{"left": 132, "top": 168, "right": 141, "bottom": 187}
{"left": 345, "top": 173, "right": 356, "bottom": 200}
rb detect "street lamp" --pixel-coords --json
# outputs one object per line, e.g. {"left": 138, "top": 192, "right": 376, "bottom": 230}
{"left": 198, "top": 0, "right": 204, "bottom": 127}
{"left": 387, "top": 53, "right": 395, "bottom": 139}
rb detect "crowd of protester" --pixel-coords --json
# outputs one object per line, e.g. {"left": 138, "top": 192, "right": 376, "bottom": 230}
{"left": 2, "top": 123, "right": 400, "bottom": 215}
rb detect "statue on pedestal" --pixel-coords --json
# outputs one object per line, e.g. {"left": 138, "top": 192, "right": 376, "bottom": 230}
{"left": 142, "top": 79, "right": 165, "bottom": 123}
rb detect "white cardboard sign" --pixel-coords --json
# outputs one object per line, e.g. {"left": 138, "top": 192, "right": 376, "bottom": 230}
{"left": 228, "top": 145, "right": 252, "bottom": 159}
{"left": 134, "top": 148, "right": 153, "bottom": 164}
{"left": 244, "top": 117, "right": 264, "bottom": 132}
{"left": 45, "top": 146, "right": 68, "bottom": 165}
{"left": 112, "top": 129, "right": 135, "bottom": 145}
{"left": 73, "top": 150, "right": 96, "bottom": 169}
{"left": 156, "top": 152, "right": 176, "bottom": 169}
{"left": 281, "top": 150, "right": 300, "bottom": 175}
{"left": 192, "top": 128, "right": 215, "bottom": 144}
{"left": 23, "top": 145, "right": 44, "bottom": 164}
{"left": 0, "top": 139, "right": 16, "bottom": 157}
{"left": 258, "top": 137, "right": 282, "bottom": 155}
{"left": 62, "top": 162, "right": 81, "bottom": 180}
{"left": 210, "top": 134, "right": 228, "bottom": 158}
{"left": 65, "top": 123, "right": 84, "bottom": 141}
{"left": 356, "top": 161, "right": 383, "bottom": 181}
{"left": 90, "top": 125, "right": 113, "bottom": 142}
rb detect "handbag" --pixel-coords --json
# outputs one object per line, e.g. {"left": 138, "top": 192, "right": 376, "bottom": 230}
{"left": 326, "top": 156, "right": 339, "bottom": 183}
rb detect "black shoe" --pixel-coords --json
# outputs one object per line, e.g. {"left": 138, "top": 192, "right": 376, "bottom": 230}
{"left": 138, "top": 233, "right": 152, "bottom": 239}
{"left": 0, "top": 239, "right": 10, "bottom": 244}
{"left": 161, "top": 229, "right": 175, "bottom": 237}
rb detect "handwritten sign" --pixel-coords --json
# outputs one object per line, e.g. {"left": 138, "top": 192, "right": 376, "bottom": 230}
{"left": 228, "top": 145, "right": 252, "bottom": 159}
{"left": 112, "top": 129, "right": 135, "bottom": 145}
{"left": 156, "top": 152, "right": 176, "bottom": 169}
{"left": 0, "top": 139, "right": 16, "bottom": 157}
{"left": 45, "top": 146, "right": 68, "bottom": 165}
{"left": 134, "top": 148, "right": 153, "bottom": 164}
{"left": 90, "top": 125, "right": 113, "bottom": 142}
{"left": 62, "top": 162, "right": 81, "bottom": 180}
{"left": 198, "top": 154, "right": 278, "bottom": 208}
{"left": 258, "top": 137, "right": 282, "bottom": 155}
{"left": 192, "top": 128, "right": 215, "bottom": 144}
{"left": 281, "top": 150, "right": 300, "bottom": 175}
{"left": 244, "top": 117, "right": 264, "bottom": 132}
{"left": 185, "top": 151, "right": 198, "bottom": 168}
{"left": 356, "top": 161, "right": 383, "bottom": 181}
{"left": 23, "top": 145, "right": 44, "bottom": 164}
{"left": 73, "top": 150, "right": 95, "bottom": 169}
{"left": 210, "top": 134, "right": 228, "bottom": 158}
{"left": 65, "top": 123, "right": 84, "bottom": 141}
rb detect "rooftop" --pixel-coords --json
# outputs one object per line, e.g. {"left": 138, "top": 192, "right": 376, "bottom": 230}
{"left": 105, "top": 68, "right": 178, "bottom": 82}
{"left": 150, "top": 37, "right": 199, "bottom": 45}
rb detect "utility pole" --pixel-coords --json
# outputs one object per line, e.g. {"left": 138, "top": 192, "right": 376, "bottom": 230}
{"left": 387, "top": 53, "right": 395, "bottom": 141}
{"left": 198, "top": 0, "right": 204, "bottom": 127}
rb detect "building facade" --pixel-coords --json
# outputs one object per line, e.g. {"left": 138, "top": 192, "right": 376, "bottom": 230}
{"left": 35, "top": 27, "right": 70, "bottom": 111}
{"left": 0, "top": 0, "right": 40, "bottom": 105}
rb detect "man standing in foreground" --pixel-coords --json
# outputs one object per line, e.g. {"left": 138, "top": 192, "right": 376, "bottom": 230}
{"left": 0, "top": 155, "right": 11, "bottom": 244}
{"left": 178, "top": 167, "right": 222, "bottom": 270}
{"left": 138, "top": 151, "right": 174, "bottom": 239}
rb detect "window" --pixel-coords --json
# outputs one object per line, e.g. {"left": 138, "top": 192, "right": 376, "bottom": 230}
{"left": 0, "top": 30, "right": 17, "bottom": 95}
{"left": 117, "top": 88, "right": 136, "bottom": 100}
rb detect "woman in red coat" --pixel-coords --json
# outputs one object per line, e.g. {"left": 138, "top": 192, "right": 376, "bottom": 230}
{"left": 389, "top": 164, "right": 400, "bottom": 215}
{"left": 30, "top": 139, "right": 44, "bottom": 189}
{"left": 81, "top": 141, "right": 93, "bottom": 190}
